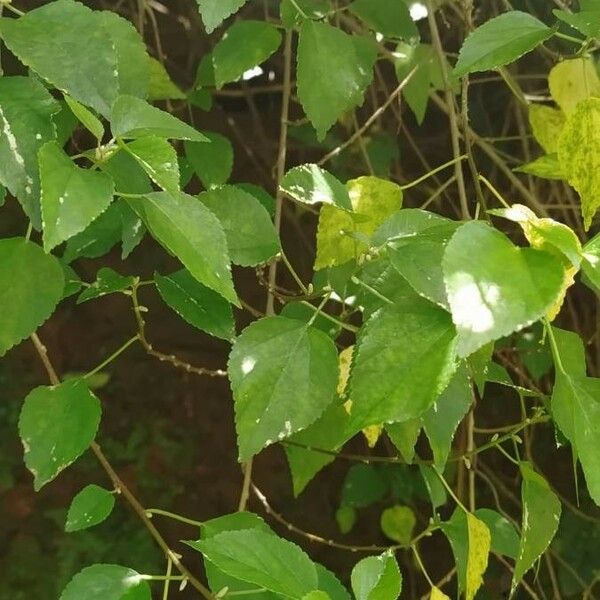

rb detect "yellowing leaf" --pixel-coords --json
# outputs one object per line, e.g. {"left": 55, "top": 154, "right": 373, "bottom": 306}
{"left": 558, "top": 97, "right": 600, "bottom": 229}
{"left": 466, "top": 513, "right": 490, "bottom": 600}
{"left": 380, "top": 505, "right": 416, "bottom": 545}
{"left": 549, "top": 57, "right": 600, "bottom": 116}
{"left": 546, "top": 265, "right": 577, "bottom": 321}
{"left": 362, "top": 424, "right": 383, "bottom": 448}
{"left": 315, "top": 176, "right": 402, "bottom": 269}
{"left": 430, "top": 587, "right": 450, "bottom": 600}
{"left": 528, "top": 104, "right": 565, "bottom": 153}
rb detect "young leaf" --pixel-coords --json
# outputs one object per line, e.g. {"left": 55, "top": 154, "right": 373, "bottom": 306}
{"left": 297, "top": 21, "right": 376, "bottom": 139}
{"left": 549, "top": 58, "right": 600, "bottom": 116}
{"left": 528, "top": 104, "right": 566, "bottom": 154}
{"left": 125, "top": 191, "right": 237, "bottom": 304}
{"left": 453, "top": 11, "right": 553, "bottom": 76}
{"left": 351, "top": 551, "right": 402, "bottom": 600}
{"left": 348, "top": 300, "right": 457, "bottom": 432}
{"left": 558, "top": 97, "right": 600, "bottom": 229}
{"left": 39, "top": 142, "right": 115, "bottom": 251}
{"left": 123, "top": 136, "right": 180, "bottom": 193}
{"left": 64, "top": 94, "right": 104, "bottom": 141}
{"left": 187, "top": 529, "right": 319, "bottom": 598}
{"left": 211, "top": 20, "right": 281, "bottom": 88}
{"left": 59, "top": 564, "right": 151, "bottom": 600}
{"left": 0, "top": 238, "right": 64, "bottom": 357}
{"left": 148, "top": 57, "right": 186, "bottom": 101}
{"left": 465, "top": 513, "right": 490, "bottom": 600}
{"left": 349, "top": 0, "right": 418, "bottom": 41}
{"left": 65, "top": 484, "right": 115, "bottom": 532}
{"left": 185, "top": 132, "right": 234, "bottom": 189}
{"left": 19, "top": 379, "right": 101, "bottom": 490}
{"left": 110, "top": 95, "right": 207, "bottom": 141}
{"left": 199, "top": 185, "right": 280, "bottom": 266}
{"left": 154, "top": 269, "right": 235, "bottom": 341}
{"left": 380, "top": 506, "right": 416, "bottom": 545}
{"left": 228, "top": 316, "right": 339, "bottom": 460}
{"left": 77, "top": 268, "right": 135, "bottom": 304}
{"left": 196, "top": 0, "right": 249, "bottom": 33}
{"left": 442, "top": 221, "right": 565, "bottom": 357}
{"left": 511, "top": 463, "right": 562, "bottom": 595}
{"left": 0, "top": 76, "right": 60, "bottom": 228}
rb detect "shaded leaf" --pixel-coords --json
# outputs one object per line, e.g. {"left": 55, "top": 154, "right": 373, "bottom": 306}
{"left": 65, "top": 484, "right": 115, "bottom": 532}
{"left": 185, "top": 132, "right": 234, "bottom": 189}
{"left": 123, "top": 136, "right": 180, "bottom": 193}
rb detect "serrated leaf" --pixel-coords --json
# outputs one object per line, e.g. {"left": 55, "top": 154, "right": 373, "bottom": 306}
{"left": 65, "top": 484, "right": 115, "bottom": 532}
{"left": 39, "top": 142, "right": 115, "bottom": 251}
{"left": 196, "top": 0, "right": 249, "bottom": 33}
{"left": 211, "top": 20, "right": 281, "bottom": 88}
{"left": 549, "top": 57, "right": 600, "bottom": 116}
{"left": 348, "top": 300, "right": 457, "bottom": 432}
{"left": 125, "top": 191, "right": 237, "bottom": 304}
{"left": 453, "top": 11, "right": 553, "bottom": 76}
{"left": 229, "top": 316, "right": 338, "bottom": 460}
{"left": 281, "top": 164, "right": 352, "bottom": 209}
{"left": 558, "top": 97, "right": 600, "bottom": 229}
{"left": 466, "top": 513, "right": 490, "bottom": 600}
{"left": 200, "top": 185, "right": 280, "bottom": 266}
{"left": 380, "top": 506, "right": 416, "bottom": 545}
{"left": 386, "top": 419, "right": 421, "bottom": 463}
{"left": 155, "top": 269, "right": 234, "bottom": 341}
{"left": 511, "top": 463, "right": 561, "bottom": 595}
{"left": 111, "top": 95, "right": 207, "bottom": 141}
{"left": 77, "top": 268, "right": 134, "bottom": 304}
{"left": 515, "top": 154, "right": 565, "bottom": 180}
{"left": 187, "top": 529, "right": 319, "bottom": 598}
{"left": 123, "top": 136, "right": 180, "bottom": 193}
{"left": 185, "top": 132, "right": 234, "bottom": 189}
{"left": 349, "top": 0, "right": 418, "bottom": 40}
{"left": 19, "top": 379, "right": 101, "bottom": 490}
{"left": 59, "top": 564, "right": 150, "bottom": 600}
{"left": 442, "top": 221, "right": 565, "bottom": 357}
{"left": 528, "top": 104, "right": 566, "bottom": 154}
{"left": 351, "top": 551, "right": 402, "bottom": 600}
{"left": 553, "top": 8, "right": 600, "bottom": 39}
{"left": 0, "top": 238, "right": 64, "bottom": 357}
{"left": 474, "top": 508, "right": 520, "bottom": 559}
{"left": 64, "top": 94, "right": 104, "bottom": 141}
{"left": 148, "top": 57, "right": 186, "bottom": 101}
{"left": 297, "top": 21, "right": 376, "bottom": 139}
{"left": 0, "top": 76, "right": 60, "bottom": 227}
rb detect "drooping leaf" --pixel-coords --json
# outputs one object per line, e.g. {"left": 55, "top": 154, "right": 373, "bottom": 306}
{"left": 39, "top": 142, "right": 115, "bottom": 251}
{"left": 297, "top": 21, "right": 376, "bottom": 139}
{"left": 0, "top": 238, "right": 64, "bottom": 357}
{"left": 228, "top": 316, "right": 339, "bottom": 460}
{"left": 453, "top": 11, "right": 553, "bottom": 76}
{"left": 349, "top": 0, "right": 418, "bottom": 40}
{"left": 351, "top": 551, "right": 402, "bottom": 600}
{"left": 511, "top": 463, "right": 562, "bottom": 595}
{"left": 19, "top": 379, "right": 101, "bottom": 490}
{"left": 442, "top": 221, "right": 565, "bottom": 357}
{"left": 77, "top": 268, "right": 134, "bottom": 304}
{"left": 65, "top": 484, "right": 115, "bottom": 532}
{"left": 211, "top": 20, "right": 281, "bottom": 88}
{"left": 148, "top": 57, "right": 186, "bottom": 101}
{"left": 185, "top": 132, "right": 234, "bottom": 189}
{"left": 281, "top": 164, "right": 352, "bottom": 210}
{"left": 380, "top": 506, "right": 416, "bottom": 545}
{"left": 386, "top": 419, "right": 421, "bottom": 464}
{"left": 0, "top": 76, "right": 59, "bottom": 227}
{"left": 123, "top": 136, "right": 180, "bottom": 193}
{"left": 154, "top": 269, "right": 235, "bottom": 341}
{"left": 125, "top": 191, "right": 237, "bottom": 304}
{"left": 199, "top": 185, "right": 280, "bottom": 266}
{"left": 548, "top": 57, "right": 600, "bottom": 116}
{"left": 474, "top": 508, "right": 520, "bottom": 559}
{"left": 59, "top": 564, "right": 150, "bottom": 600}
{"left": 196, "top": 0, "right": 249, "bottom": 33}
{"left": 515, "top": 154, "right": 565, "bottom": 180}
{"left": 558, "top": 97, "right": 600, "bottom": 229}
{"left": 465, "top": 513, "right": 491, "bottom": 600}
{"left": 528, "top": 104, "right": 566, "bottom": 154}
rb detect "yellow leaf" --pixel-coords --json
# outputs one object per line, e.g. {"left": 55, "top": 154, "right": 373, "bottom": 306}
{"left": 362, "top": 424, "right": 383, "bottom": 447}
{"left": 549, "top": 58, "right": 600, "bottom": 116}
{"left": 466, "top": 513, "right": 491, "bottom": 600}
{"left": 338, "top": 346, "right": 353, "bottom": 396}
{"left": 430, "top": 587, "right": 450, "bottom": 600}
{"left": 528, "top": 104, "right": 566, "bottom": 153}
{"left": 558, "top": 97, "right": 600, "bottom": 229}
{"left": 546, "top": 265, "right": 577, "bottom": 321}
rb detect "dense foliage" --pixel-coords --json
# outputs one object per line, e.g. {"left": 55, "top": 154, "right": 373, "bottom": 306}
{"left": 1, "top": 0, "right": 600, "bottom": 598}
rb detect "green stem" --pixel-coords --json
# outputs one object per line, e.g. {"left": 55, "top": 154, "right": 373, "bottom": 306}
{"left": 307, "top": 293, "right": 331, "bottom": 327}
{"left": 433, "top": 467, "right": 469, "bottom": 513}
{"left": 146, "top": 508, "right": 203, "bottom": 527}
{"left": 162, "top": 558, "right": 173, "bottom": 600}
{"left": 412, "top": 545, "right": 435, "bottom": 588}
{"left": 299, "top": 301, "right": 359, "bottom": 333}
{"left": 400, "top": 155, "right": 468, "bottom": 191}
{"left": 554, "top": 31, "right": 586, "bottom": 45}
{"left": 496, "top": 442, "right": 520, "bottom": 466}
{"left": 544, "top": 319, "right": 567, "bottom": 375}
{"left": 350, "top": 276, "right": 394, "bottom": 305}
{"left": 84, "top": 335, "right": 140, "bottom": 379}
{"left": 281, "top": 250, "right": 309, "bottom": 295}
{"left": 479, "top": 175, "right": 511, "bottom": 209}
{"left": 0, "top": 2, "right": 25, "bottom": 16}
{"left": 141, "top": 575, "right": 185, "bottom": 582}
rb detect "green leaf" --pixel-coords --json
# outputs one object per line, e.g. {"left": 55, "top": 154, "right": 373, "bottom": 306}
{"left": 200, "top": 185, "right": 280, "bottom": 266}
{"left": 511, "top": 462, "right": 562, "bottom": 595}
{"left": 442, "top": 221, "right": 566, "bottom": 357}
{"left": 111, "top": 95, "right": 207, "bottom": 141}
{"left": 554, "top": 8, "right": 600, "bottom": 40}
{"left": 351, "top": 551, "right": 402, "bottom": 600}
{"left": 100, "top": 147, "right": 154, "bottom": 196}
{"left": 528, "top": 104, "right": 566, "bottom": 154}
{"left": 155, "top": 269, "right": 235, "bottom": 341}
{"left": 419, "top": 465, "right": 447, "bottom": 510}
{"left": 582, "top": 231, "right": 600, "bottom": 290}
{"left": 196, "top": 0, "right": 249, "bottom": 33}
{"left": 315, "top": 176, "right": 403, "bottom": 269}
{"left": 19, "top": 379, "right": 101, "bottom": 490}
{"left": 341, "top": 464, "right": 387, "bottom": 508}
{"left": 380, "top": 506, "right": 416, "bottom": 545}
{"left": 385, "top": 419, "right": 421, "bottom": 463}
{"left": 125, "top": 191, "right": 237, "bottom": 304}
{"left": 474, "top": 508, "right": 520, "bottom": 559}
{"left": 349, "top": 0, "right": 418, "bottom": 40}
{"left": 549, "top": 58, "right": 600, "bottom": 116}
{"left": 0, "top": 76, "right": 60, "bottom": 228}
{"left": 335, "top": 505, "right": 357, "bottom": 534}
{"left": 211, "top": 20, "right": 281, "bottom": 88}
{"left": 281, "top": 164, "right": 352, "bottom": 210}
{"left": 465, "top": 513, "right": 491, "bottom": 600}
{"left": 453, "top": 11, "right": 553, "bottom": 76}
{"left": 185, "top": 132, "right": 234, "bottom": 189}
{"left": 123, "top": 136, "right": 180, "bottom": 193}
{"left": 0, "top": 238, "right": 64, "bottom": 357}
{"left": 515, "top": 154, "right": 565, "bottom": 180}
{"left": 228, "top": 316, "right": 339, "bottom": 460}
{"left": 348, "top": 300, "right": 457, "bottom": 432}
{"left": 187, "top": 529, "right": 319, "bottom": 598}
{"left": 77, "top": 268, "right": 134, "bottom": 304}
{"left": 297, "top": 21, "right": 376, "bottom": 139}
{"left": 280, "top": 0, "right": 329, "bottom": 28}
{"left": 64, "top": 94, "right": 104, "bottom": 141}
{"left": 148, "top": 57, "right": 186, "bottom": 101}
{"left": 39, "top": 142, "right": 115, "bottom": 251}
{"left": 372, "top": 208, "right": 453, "bottom": 247}
{"left": 65, "top": 484, "right": 115, "bottom": 532}
{"left": 59, "top": 564, "right": 151, "bottom": 600}
{"left": 558, "top": 97, "right": 600, "bottom": 229}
